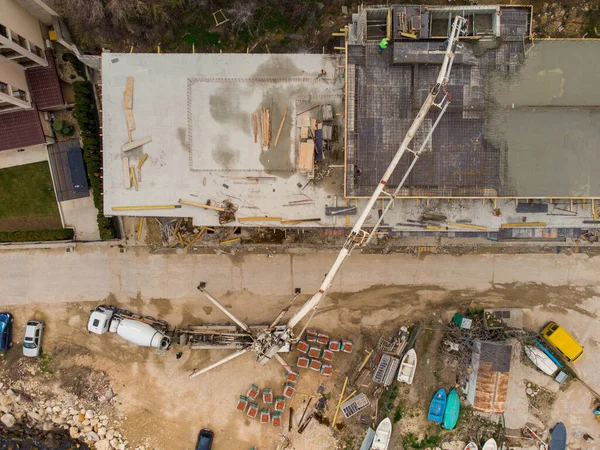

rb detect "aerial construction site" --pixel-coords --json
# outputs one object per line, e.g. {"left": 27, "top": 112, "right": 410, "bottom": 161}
{"left": 2, "top": 2, "right": 600, "bottom": 450}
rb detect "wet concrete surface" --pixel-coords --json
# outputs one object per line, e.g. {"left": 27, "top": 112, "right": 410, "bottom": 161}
{"left": 486, "top": 41, "right": 600, "bottom": 197}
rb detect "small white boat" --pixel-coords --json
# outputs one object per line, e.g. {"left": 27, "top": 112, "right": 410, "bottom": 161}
{"left": 524, "top": 345, "right": 558, "bottom": 376}
{"left": 482, "top": 438, "right": 497, "bottom": 450}
{"left": 370, "top": 418, "right": 392, "bottom": 450}
{"left": 397, "top": 349, "right": 417, "bottom": 384}
{"left": 464, "top": 443, "right": 478, "bottom": 450}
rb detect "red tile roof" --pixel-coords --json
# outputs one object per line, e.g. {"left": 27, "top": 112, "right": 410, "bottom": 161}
{"left": 0, "top": 108, "right": 45, "bottom": 152}
{"left": 25, "top": 49, "right": 64, "bottom": 110}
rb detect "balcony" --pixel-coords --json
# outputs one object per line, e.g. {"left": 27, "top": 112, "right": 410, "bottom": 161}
{"left": 0, "top": 81, "right": 31, "bottom": 109}
{"left": 0, "top": 22, "right": 47, "bottom": 68}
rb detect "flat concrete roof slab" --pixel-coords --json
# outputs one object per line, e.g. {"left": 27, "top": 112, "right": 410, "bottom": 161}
{"left": 102, "top": 53, "right": 345, "bottom": 226}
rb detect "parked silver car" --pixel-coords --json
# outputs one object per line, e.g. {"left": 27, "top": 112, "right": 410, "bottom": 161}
{"left": 23, "top": 320, "right": 43, "bottom": 357}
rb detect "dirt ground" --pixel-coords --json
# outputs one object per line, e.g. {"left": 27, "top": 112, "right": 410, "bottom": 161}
{"left": 1, "top": 280, "right": 599, "bottom": 449}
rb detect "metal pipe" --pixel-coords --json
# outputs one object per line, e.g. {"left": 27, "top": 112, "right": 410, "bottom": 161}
{"left": 198, "top": 287, "right": 250, "bottom": 332}
{"left": 287, "top": 17, "right": 466, "bottom": 330}
{"left": 189, "top": 348, "right": 249, "bottom": 378}
{"left": 365, "top": 100, "right": 450, "bottom": 244}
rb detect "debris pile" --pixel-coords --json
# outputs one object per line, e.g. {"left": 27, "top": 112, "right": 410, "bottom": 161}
{"left": 0, "top": 385, "right": 140, "bottom": 450}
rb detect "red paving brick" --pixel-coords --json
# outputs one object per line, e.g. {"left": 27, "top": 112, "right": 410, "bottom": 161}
{"left": 309, "top": 359, "right": 322, "bottom": 371}
{"left": 342, "top": 340, "right": 354, "bottom": 353}
{"left": 321, "top": 364, "right": 333, "bottom": 376}
{"left": 296, "top": 341, "right": 309, "bottom": 354}
{"left": 322, "top": 349, "right": 334, "bottom": 362}
{"left": 297, "top": 356, "right": 309, "bottom": 368}
{"left": 308, "top": 346, "right": 321, "bottom": 359}
{"left": 328, "top": 340, "right": 341, "bottom": 352}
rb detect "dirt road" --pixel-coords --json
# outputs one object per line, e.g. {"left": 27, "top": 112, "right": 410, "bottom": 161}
{"left": 1, "top": 246, "right": 600, "bottom": 449}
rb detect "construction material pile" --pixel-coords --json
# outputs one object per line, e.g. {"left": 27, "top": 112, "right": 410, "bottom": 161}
{"left": 296, "top": 329, "right": 353, "bottom": 377}
{"left": 235, "top": 373, "right": 298, "bottom": 428}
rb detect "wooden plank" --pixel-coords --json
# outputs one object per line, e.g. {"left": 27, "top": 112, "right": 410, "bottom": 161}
{"left": 220, "top": 237, "right": 241, "bottom": 245}
{"left": 122, "top": 136, "right": 152, "bottom": 152}
{"left": 123, "top": 77, "right": 134, "bottom": 109}
{"left": 183, "top": 228, "right": 206, "bottom": 249}
{"left": 137, "top": 153, "right": 148, "bottom": 169}
{"left": 123, "top": 157, "right": 131, "bottom": 188}
{"left": 178, "top": 199, "right": 225, "bottom": 212}
{"left": 446, "top": 222, "right": 487, "bottom": 230}
{"left": 299, "top": 139, "right": 315, "bottom": 173}
{"left": 300, "top": 127, "right": 309, "bottom": 139}
{"left": 501, "top": 222, "right": 547, "bottom": 228}
{"left": 280, "top": 218, "right": 321, "bottom": 224}
{"left": 130, "top": 166, "right": 138, "bottom": 191}
{"left": 136, "top": 217, "right": 144, "bottom": 241}
{"left": 299, "top": 113, "right": 311, "bottom": 127}
{"left": 274, "top": 108, "right": 288, "bottom": 149}
{"left": 238, "top": 217, "right": 281, "bottom": 222}
{"left": 125, "top": 108, "right": 136, "bottom": 131}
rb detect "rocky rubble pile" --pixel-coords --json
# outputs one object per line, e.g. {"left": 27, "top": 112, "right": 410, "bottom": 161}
{"left": 0, "top": 385, "right": 147, "bottom": 450}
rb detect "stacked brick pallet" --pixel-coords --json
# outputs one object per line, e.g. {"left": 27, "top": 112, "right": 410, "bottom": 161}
{"left": 236, "top": 371, "right": 299, "bottom": 427}
{"left": 296, "top": 328, "right": 353, "bottom": 377}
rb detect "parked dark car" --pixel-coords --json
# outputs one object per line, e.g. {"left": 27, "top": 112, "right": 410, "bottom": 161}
{"left": 0, "top": 313, "right": 13, "bottom": 351}
{"left": 195, "top": 429, "right": 213, "bottom": 450}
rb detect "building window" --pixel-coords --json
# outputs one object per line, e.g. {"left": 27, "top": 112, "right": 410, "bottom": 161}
{"left": 0, "top": 25, "right": 7, "bottom": 39}
{"left": 13, "top": 89, "right": 27, "bottom": 101}
{"left": 0, "top": 83, "right": 7, "bottom": 95}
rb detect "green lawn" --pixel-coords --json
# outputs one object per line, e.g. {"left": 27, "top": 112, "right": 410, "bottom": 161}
{"left": 0, "top": 161, "right": 62, "bottom": 231}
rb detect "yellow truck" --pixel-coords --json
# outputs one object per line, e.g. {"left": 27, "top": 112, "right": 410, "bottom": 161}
{"left": 541, "top": 321, "right": 584, "bottom": 362}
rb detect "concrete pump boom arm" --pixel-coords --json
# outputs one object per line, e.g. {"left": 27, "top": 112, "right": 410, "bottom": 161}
{"left": 286, "top": 16, "right": 466, "bottom": 330}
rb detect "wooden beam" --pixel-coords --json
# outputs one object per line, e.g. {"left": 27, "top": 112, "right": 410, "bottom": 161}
{"left": 238, "top": 217, "right": 281, "bottom": 222}
{"left": 331, "top": 376, "right": 348, "bottom": 428}
{"left": 501, "top": 222, "right": 547, "bottom": 228}
{"left": 183, "top": 228, "right": 206, "bottom": 249}
{"left": 137, "top": 153, "right": 148, "bottom": 169}
{"left": 273, "top": 107, "right": 288, "bottom": 149}
{"left": 122, "top": 157, "right": 131, "bottom": 189}
{"left": 130, "top": 166, "right": 138, "bottom": 191}
{"left": 280, "top": 218, "right": 321, "bottom": 224}
{"left": 122, "top": 136, "right": 152, "bottom": 152}
{"left": 178, "top": 199, "right": 225, "bottom": 212}
{"left": 136, "top": 217, "right": 144, "bottom": 241}
{"left": 220, "top": 237, "right": 241, "bottom": 245}
{"left": 446, "top": 222, "right": 487, "bottom": 231}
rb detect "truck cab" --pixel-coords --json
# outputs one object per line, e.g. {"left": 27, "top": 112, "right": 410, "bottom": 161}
{"left": 88, "top": 307, "right": 114, "bottom": 334}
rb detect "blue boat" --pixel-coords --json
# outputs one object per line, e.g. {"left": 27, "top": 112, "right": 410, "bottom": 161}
{"left": 535, "top": 340, "right": 564, "bottom": 369}
{"left": 549, "top": 422, "right": 567, "bottom": 450}
{"left": 443, "top": 388, "right": 460, "bottom": 430}
{"left": 428, "top": 389, "right": 446, "bottom": 423}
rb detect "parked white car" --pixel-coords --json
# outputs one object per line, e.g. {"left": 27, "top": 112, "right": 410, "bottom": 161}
{"left": 23, "top": 320, "right": 43, "bottom": 357}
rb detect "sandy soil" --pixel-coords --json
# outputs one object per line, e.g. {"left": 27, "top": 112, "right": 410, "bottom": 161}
{"left": 0, "top": 280, "right": 599, "bottom": 449}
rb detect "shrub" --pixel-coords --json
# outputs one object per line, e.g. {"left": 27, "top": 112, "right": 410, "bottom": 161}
{"left": 72, "top": 81, "right": 116, "bottom": 240}
{"left": 52, "top": 120, "right": 74, "bottom": 136}
{"left": 62, "top": 52, "right": 86, "bottom": 79}
{"left": 0, "top": 229, "right": 74, "bottom": 243}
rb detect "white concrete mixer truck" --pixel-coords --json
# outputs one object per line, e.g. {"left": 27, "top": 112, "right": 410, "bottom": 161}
{"left": 87, "top": 305, "right": 171, "bottom": 352}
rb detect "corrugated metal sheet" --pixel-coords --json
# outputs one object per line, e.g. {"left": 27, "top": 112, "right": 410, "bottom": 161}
{"left": 473, "top": 361, "right": 510, "bottom": 414}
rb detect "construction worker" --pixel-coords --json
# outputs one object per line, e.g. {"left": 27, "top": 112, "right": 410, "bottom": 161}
{"left": 378, "top": 38, "right": 389, "bottom": 53}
